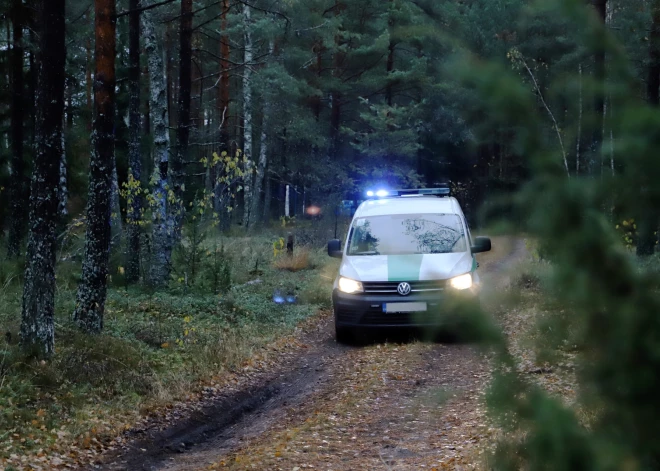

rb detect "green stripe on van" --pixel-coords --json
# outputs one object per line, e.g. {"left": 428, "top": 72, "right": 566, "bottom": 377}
{"left": 471, "top": 256, "right": 478, "bottom": 272}
{"left": 387, "top": 255, "right": 424, "bottom": 281}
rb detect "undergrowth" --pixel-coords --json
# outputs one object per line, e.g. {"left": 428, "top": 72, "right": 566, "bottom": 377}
{"left": 0, "top": 230, "right": 338, "bottom": 463}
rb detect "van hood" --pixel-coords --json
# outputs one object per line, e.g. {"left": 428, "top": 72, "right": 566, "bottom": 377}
{"left": 339, "top": 252, "right": 474, "bottom": 282}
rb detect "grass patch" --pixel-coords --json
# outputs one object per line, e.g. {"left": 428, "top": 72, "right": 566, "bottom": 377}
{"left": 273, "top": 247, "right": 313, "bottom": 272}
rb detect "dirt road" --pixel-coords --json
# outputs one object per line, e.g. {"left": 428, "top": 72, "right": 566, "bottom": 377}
{"left": 92, "top": 238, "right": 523, "bottom": 471}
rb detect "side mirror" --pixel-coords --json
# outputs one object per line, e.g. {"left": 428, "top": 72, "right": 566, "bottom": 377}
{"left": 328, "top": 239, "right": 343, "bottom": 258}
{"left": 471, "top": 236, "right": 491, "bottom": 254}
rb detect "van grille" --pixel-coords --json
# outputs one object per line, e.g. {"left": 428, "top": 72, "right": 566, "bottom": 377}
{"left": 361, "top": 280, "right": 445, "bottom": 295}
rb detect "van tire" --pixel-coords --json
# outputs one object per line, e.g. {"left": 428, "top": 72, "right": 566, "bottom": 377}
{"left": 335, "top": 326, "right": 352, "bottom": 344}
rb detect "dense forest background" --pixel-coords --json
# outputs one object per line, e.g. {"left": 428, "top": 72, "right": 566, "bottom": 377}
{"left": 0, "top": 0, "right": 658, "bottom": 347}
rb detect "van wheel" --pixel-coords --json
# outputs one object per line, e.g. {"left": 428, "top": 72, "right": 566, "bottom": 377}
{"left": 335, "top": 326, "right": 352, "bottom": 344}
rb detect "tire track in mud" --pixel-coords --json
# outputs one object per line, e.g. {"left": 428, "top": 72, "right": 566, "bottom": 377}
{"left": 91, "top": 237, "right": 525, "bottom": 471}
{"left": 93, "top": 321, "right": 353, "bottom": 471}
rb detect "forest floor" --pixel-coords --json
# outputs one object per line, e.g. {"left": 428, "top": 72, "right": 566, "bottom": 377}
{"left": 71, "top": 237, "right": 534, "bottom": 471}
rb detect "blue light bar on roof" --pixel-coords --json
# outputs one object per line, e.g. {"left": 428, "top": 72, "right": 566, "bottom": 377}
{"left": 366, "top": 187, "right": 451, "bottom": 198}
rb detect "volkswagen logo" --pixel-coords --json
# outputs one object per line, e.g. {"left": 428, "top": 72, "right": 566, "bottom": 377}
{"left": 397, "top": 282, "right": 412, "bottom": 296}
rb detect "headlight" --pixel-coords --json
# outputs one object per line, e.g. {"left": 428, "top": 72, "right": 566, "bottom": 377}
{"left": 338, "top": 277, "right": 363, "bottom": 294}
{"left": 449, "top": 273, "right": 472, "bottom": 290}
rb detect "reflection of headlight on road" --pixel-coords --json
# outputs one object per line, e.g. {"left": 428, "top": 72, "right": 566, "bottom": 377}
{"left": 449, "top": 273, "right": 472, "bottom": 290}
{"left": 305, "top": 205, "right": 321, "bottom": 216}
{"left": 338, "top": 277, "right": 363, "bottom": 294}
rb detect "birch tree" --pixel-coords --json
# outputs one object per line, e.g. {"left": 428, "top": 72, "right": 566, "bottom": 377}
{"left": 59, "top": 120, "right": 67, "bottom": 217}
{"left": 251, "top": 40, "right": 274, "bottom": 226}
{"left": 20, "top": 0, "right": 66, "bottom": 356}
{"left": 242, "top": 3, "right": 254, "bottom": 227}
{"left": 143, "top": 8, "right": 172, "bottom": 287}
{"left": 73, "top": 0, "right": 117, "bottom": 333}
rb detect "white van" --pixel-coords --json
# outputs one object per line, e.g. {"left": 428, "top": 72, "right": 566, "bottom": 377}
{"left": 327, "top": 188, "right": 491, "bottom": 342}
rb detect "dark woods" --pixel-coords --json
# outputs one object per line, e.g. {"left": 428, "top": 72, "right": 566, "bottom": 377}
{"left": 0, "top": 0, "right": 658, "bottom": 354}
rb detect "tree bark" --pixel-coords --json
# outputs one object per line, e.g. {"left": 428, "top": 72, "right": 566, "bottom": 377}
{"left": 7, "top": 0, "right": 26, "bottom": 258}
{"left": 637, "top": 0, "right": 660, "bottom": 256}
{"left": 59, "top": 116, "right": 67, "bottom": 217}
{"left": 242, "top": 3, "right": 254, "bottom": 227}
{"left": 214, "top": 0, "right": 231, "bottom": 226}
{"left": 73, "top": 0, "right": 117, "bottom": 334}
{"left": 110, "top": 161, "right": 123, "bottom": 244}
{"left": 173, "top": 0, "right": 192, "bottom": 236}
{"left": 263, "top": 164, "right": 271, "bottom": 222}
{"left": 576, "top": 64, "right": 582, "bottom": 176}
{"left": 20, "top": 0, "right": 66, "bottom": 356}
{"left": 143, "top": 8, "right": 172, "bottom": 287}
{"left": 589, "top": 0, "right": 607, "bottom": 175}
{"left": 329, "top": 1, "right": 344, "bottom": 160}
{"left": 251, "top": 40, "right": 273, "bottom": 228}
{"left": 86, "top": 21, "right": 93, "bottom": 132}
{"left": 126, "top": 0, "right": 142, "bottom": 283}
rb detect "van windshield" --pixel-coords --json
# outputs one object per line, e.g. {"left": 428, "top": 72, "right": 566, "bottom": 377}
{"left": 346, "top": 214, "right": 467, "bottom": 256}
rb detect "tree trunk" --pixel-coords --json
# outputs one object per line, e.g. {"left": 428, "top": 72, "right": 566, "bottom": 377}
{"left": 173, "top": 0, "right": 192, "bottom": 235}
{"left": 86, "top": 23, "right": 93, "bottom": 132}
{"left": 263, "top": 164, "right": 271, "bottom": 222}
{"left": 59, "top": 117, "right": 67, "bottom": 217}
{"left": 251, "top": 40, "right": 273, "bottom": 228}
{"left": 576, "top": 63, "right": 582, "bottom": 176}
{"left": 143, "top": 63, "right": 151, "bottom": 136}
{"left": 110, "top": 161, "right": 122, "bottom": 244}
{"left": 28, "top": 31, "right": 36, "bottom": 144}
{"left": 20, "top": 0, "right": 66, "bottom": 356}
{"left": 126, "top": 0, "right": 142, "bottom": 284}
{"left": 329, "top": 1, "right": 344, "bottom": 161}
{"left": 73, "top": 0, "right": 117, "bottom": 334}
{"left": 143, "top": 8, "right": 172, "bottom": 287}
{"left": 214, "top": 0, "right": 231, "bottom": 226}
{"left": 589, "top": 0, "right": 607, "bottom": 175}
{"left": 637, "top": 0, "right": 660, "bottom": 256}
{"left": 7, "top": 0, "right": 26, "bottom": 258}
{"left": 242, "top": 3, "right": 253, "bottom": 228}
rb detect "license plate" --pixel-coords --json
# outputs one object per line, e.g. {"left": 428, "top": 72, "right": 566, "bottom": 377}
{"left": 383, "top": 302, "right": 427, "bottom": 313}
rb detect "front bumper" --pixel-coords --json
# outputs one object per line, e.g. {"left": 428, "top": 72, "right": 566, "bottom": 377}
{"left": 333, "top": 289, "right": 477, "bottom": 328}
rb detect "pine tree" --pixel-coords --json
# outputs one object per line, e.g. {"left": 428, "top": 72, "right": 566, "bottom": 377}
{"left": 73, "top": 0, "right": 117, "bottom": 334}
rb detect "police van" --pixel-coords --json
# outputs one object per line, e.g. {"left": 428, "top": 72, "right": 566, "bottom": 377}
{"left": 327, "top": 187, "right": 491, "bottom": 342}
